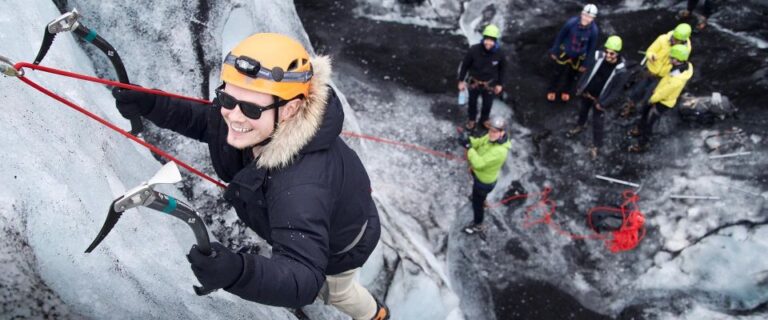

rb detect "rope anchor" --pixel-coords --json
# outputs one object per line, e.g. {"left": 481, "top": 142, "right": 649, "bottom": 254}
{"left": 0, "top": 55, "right": 23, "bottom": 77}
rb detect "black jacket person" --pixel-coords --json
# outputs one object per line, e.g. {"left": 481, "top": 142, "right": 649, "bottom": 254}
{"left": 113, "top": 33, "right": 388, "bottom": 320}
{"left": 567, "top": 35, "right": 630, "bottom": 159}
{"left": 458, "top": 24, "right": 506, "bottom": 130}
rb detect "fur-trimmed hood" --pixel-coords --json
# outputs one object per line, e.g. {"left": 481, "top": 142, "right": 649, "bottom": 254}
{"left": 256, "top": 55, "right": 340, "bottom": 169}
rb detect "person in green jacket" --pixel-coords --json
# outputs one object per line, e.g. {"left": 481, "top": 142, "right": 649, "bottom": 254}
{"left": 628, "top": 44, "right": 694, "bottom": 152}
{"left": 463, "top": 116, "right": 512, "bottom": 234}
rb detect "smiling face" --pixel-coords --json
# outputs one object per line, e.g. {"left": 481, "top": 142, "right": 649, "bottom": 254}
{"left": 220, "top": 83, "right": 279, "bottom": 149}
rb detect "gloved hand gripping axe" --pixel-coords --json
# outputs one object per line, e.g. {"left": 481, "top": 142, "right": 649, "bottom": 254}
{"left": 85, "top": 161, "right": 218, "bottom": 296}
{"left": 34, "top": 9, "right": 144, "bottom": 135}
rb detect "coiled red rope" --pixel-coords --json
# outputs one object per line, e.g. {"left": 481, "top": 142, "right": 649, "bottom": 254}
{"left": 493, "top": 187, "right": 645, "bottom": 252}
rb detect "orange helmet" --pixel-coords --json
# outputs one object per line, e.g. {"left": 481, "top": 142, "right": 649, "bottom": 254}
{"left": 221, "top": 33, "right": 313, "bottom": 100}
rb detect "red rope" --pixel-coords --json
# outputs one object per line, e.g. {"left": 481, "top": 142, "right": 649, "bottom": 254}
{"left": 491, "top": 187, "right": 646, "bottom": 252}
{"left": 14, "top": 62, "right": 211, "bottom": 104}
{"left": 12, "top": 62, "right": 647, "bottom": 252}
{"left": 341, "top": 131, "right": 464, "bottom": 162}
{"left": 14, "top": 62, "right": 226, "bottom": 188}
{"left": 11, "top": 62, "right": 467, "bottom": 188}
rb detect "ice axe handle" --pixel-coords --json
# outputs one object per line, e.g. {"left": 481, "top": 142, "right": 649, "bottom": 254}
{"left": 72, "top": 23, "right": 143, "bottom": 136}
{"left": 193, "top": 247, "right": 218, "bottom": 296}
{"left": 142, "top": 191, "right": 217, "bottom": 295}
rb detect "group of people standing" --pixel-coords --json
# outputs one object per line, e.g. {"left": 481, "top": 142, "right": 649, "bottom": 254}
{"left": 551, "top": 4, "right": 695, "bottom": 156}
{"left": 455, "top": 3, "right": 697, "bottom": 233}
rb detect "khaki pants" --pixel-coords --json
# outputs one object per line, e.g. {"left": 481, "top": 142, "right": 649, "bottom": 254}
{"left": 323, "top": 268, "right": 377, "bottom": 320}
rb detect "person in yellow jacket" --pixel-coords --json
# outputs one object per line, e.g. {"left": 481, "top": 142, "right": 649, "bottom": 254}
{"left": 463, "top": 116, "right": 512, "bottom": 234}
{"left": 628, "top": 44, "right": 694, "bottom": 152}
{"left": 622, "top": 23, "right": 693, "bottom": 117}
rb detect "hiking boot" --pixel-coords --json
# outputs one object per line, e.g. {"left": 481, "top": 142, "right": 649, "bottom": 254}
{"left": 371, "top": 296, "right": 390, "bottom": 320}
{"left": 546, "top": 92, "right": 556, "bottom": 102}
{"left": 482, "top": 120, "right": 491, "bottom": 129}
{"left": 628, "top": 144, "right": 647, "bottom": 153}
{"left": 589, "top": 146, "right": 599, "bottom": 160}
{"left": 565, "top": 125, "right": 585, "bottom": 138}
{"left": 465, "top": 120, "right": 476, "bottom": 130}
{"left": 560, "top": 92, "right": 571, "bottom": 102}
{"left": 628, "top": 126, "right": 640, "bottom": 137}
{"left": 620, "top": 101, "right": 635, "bottom": 118}
{"left": 463, "top": 223, "right": 486, "bottom": 235}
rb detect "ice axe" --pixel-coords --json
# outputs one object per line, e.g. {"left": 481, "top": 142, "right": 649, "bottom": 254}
{"left": 85, "top": 161, "right": 217, "bottom": 296}
{"left": 33, "top": 9, "right": 144, "bottom": 135}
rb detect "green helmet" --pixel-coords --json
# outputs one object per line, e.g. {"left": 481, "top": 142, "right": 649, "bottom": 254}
{"left": 604, "top": 35, "right": 623, "bottom": 52}
{"left": 482, "top": 24, "right": 501, "bottom": 39}
{"left": 669, "top": 44, "right": 690, "bottom": 61}
{"left": 673, "top": 23, "right": 692, "bottom": 41}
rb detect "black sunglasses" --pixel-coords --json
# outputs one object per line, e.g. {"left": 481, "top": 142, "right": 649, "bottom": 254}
{"left": 215, "top": 87, "right": 288, "bottom": 120}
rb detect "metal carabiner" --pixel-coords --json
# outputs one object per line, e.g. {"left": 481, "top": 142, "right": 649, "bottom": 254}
{"left": 0, "top": 54, "right": 23, "bottom": 77}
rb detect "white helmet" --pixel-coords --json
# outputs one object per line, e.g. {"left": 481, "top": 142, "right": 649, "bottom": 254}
{"left": 489, "top": 116, "right": 507, "bottom": 130}
{"left": 582, "top": 4, "right": 598, "bottom": 17}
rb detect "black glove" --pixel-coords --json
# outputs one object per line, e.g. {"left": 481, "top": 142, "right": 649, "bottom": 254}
{"left": 112, "top": 87, "right": 156, "bottom": 118}
{"left": 457, "top": 133, "right": 471, "bottom": 149}
{"left": 187, "top": 242, "right": 244, "bottom": 290}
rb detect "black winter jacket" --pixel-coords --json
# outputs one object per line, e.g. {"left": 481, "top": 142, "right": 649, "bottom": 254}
{"left": 458, "top": 43, "right": 507, "bottom": 85}
{"left": 143, "top": 56, "right": 380, "bottom": 308}
{"left": 576, "top": 51, "right": 630, "bottom": 108}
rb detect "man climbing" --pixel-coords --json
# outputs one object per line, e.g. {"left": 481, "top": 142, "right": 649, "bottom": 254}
{"left": 622, "top": 23, "right": 693, "bottom": 117}
{"left": 463, "top": 116, "right": 512, "bottom": 234}
{"left": 458, "top": 24, "right": 507, "bottom": 130}
{"left": 546, "top": 3, "right": 599, "bottom": 103}
{"left": 628, "top": 44, "right": 694, "bottom": 152}
{"left": 566, "top": 36, "right": 630, "bottom": 159}
{"left": 112, "top": 33, "right": 388, "bottom": 320}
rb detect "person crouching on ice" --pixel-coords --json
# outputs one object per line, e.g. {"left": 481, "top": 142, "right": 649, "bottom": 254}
{"left": 112, "top": 33, "right": 389, "bottom": 320}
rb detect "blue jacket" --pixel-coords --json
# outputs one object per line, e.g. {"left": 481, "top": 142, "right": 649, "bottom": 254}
{"left": 143, "top": 57, "right": 380, "bottom": 308}
{"left": 549, "top": 16, "right": 598, "bottom": 61}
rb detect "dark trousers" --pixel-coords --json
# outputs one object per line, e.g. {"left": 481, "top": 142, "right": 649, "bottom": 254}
{"left": 471, "top": 175, "right": 496, "bottom": 224}
{"left": 468, "top": 87, "right": 494, "bottom": 123}
{"left": 576, "top": 97, "right": 605, "bottom": 148}
{"left": 637, "top": 103, "right": 670, "bottom": 145}
{"left": 688, "top": 0, "right": 713, "bottom": 17}
{"left": 628, "top": 71, "right": 660, "bottom": 106}
{"left": 548, "top": 63, "right": 579, "bottom": 94}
